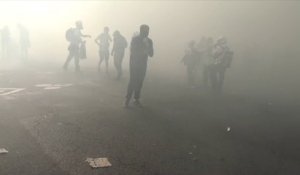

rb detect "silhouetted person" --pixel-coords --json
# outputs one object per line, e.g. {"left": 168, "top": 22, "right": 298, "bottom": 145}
{"left": 199, "top": 37, "right": 214, "bottom": 87}
{"left": 181, "top": 40, "right": 199, "bottom": 87}
{"left": 63, "top": 21, "right": 91, "bottom": 72}
{"left": 111, "top": 30, "right": 127, "bottom": 80}
{"left": 17, "top": 24, "right": 30, "bottom": 61}
{"left": 95, "top": 26, "right": 112, "bottom": 73}
{"left": 210, "top": 37, "right": 233, "bottom": 93}
{"left": 1, "top": 26, "right": 10, "bottom": 60}
{"left": 125, "top": 24, "right": 153, "bottom": 107}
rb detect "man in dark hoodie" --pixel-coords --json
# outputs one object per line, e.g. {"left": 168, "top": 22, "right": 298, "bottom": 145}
{"left": 125, "top": 24, "right": 153, "bottom": 107}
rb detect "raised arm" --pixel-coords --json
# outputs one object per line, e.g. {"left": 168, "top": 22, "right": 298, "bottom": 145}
{"left": 95, "top": 35, "right": 100, "bottom": 45}
{"left": 79, "top": 30, "right": 91, "bottom": 38}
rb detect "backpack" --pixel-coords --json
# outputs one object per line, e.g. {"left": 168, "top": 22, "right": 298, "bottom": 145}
{"left": 65, "top": 28, "right": 75, "bottom": 42}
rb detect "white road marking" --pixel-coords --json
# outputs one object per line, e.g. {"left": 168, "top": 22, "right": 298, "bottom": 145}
{"left": 0, "top": 88, "right": 25, "bottom": 96}
{"left": 35, "top": 84, "right": 73, "bottom": 90}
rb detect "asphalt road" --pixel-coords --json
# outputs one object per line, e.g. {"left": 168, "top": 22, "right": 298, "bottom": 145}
{"left": 0, "top": 63, "right": 299, "bottom": 175}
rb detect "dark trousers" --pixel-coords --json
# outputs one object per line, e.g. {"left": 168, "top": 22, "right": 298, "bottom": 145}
{"left": 99, "top": 49, "right": 109, "bottom": 71}
{"left": 64, "top": 45, "right": 80, "bottom": 71}
{"left": 1, "top": 44, "right": 9, "bottom": 59}
{"left": 203, "top": 65, "right": 209, "bottom": 86}
{"left": 209, "top": 65, "right": 226, "bottom": 92}
{"left": 113, "top": 51, "right": 125, "bottom": 79}
{"left": 20, "top": 46, "right": 28, "bottom": 60}
{"left": 126, "top": 60, "right": 147, "bottom": 100}
{"left": 186, "top": 65, "right": 196, "bottom": 86}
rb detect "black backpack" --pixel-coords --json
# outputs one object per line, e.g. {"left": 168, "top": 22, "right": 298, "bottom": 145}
{"left": 65, "top": 28, "right": 75, "bottom": 42}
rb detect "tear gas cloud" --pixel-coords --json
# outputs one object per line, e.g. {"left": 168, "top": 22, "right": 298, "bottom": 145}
{"left": 0, "top": 1, "right": 299, "bottom": 97}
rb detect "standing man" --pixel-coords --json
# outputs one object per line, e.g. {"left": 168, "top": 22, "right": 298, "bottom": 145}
{"left": 111, "top": 30, "right": 127, "bottom": 80}
{"left": 200, "top": 37, "right": 214, "bottom": 87}
{"left": 125, "top": 24, "right": 153, "bottom": 107}
{"left": 95, "top": 26, "right": 112, "bottom": 74}
{"left": 63, "top": 21, "right": 91, "bottom": 72}
{"left": 17, "top": 24, "right": 30, "bottom": 61}
{"left": 210, "top": 37, "right": 233, "bottom": 93}
{"left": 181, "top": 40, "right": 199, "bottom": 88}
{"left": 1, "top": 26, "right": 10, "bottom": 60}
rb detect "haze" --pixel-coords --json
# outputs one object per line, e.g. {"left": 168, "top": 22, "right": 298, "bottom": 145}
{"left": 0, "top": 1, "right": 300, "bottom": 174}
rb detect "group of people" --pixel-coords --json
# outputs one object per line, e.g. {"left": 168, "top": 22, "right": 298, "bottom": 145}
{"left": 95, "top": 26, "right": 128, "bottom": 80}
{"left": 0, "top": 24, "right": 30, "bottom": 60}
{"left": 182, "top": 36, "right": 233, "bottom": 93}
{"left": 64, "top": 21, "right": 153, "bottom": 107}
{"left": 63, "top": 21, "right": 128, "bottom": 80}
{"left": 63, "top": 20, "right": 233, "bottom": 107}
{"left": 2, "top": 20, "right": 233, "bottom": 106}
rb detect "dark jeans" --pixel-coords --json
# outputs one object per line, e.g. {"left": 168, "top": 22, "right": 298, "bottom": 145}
{"left": 20, "top": 46, "right": 28, "bottom": 60}
{"left": 209, "top": 64, "right": 226, "bottom": 92}
{"left": 186, "top": 65, "right": 196, "bottom": 86}
{"left": 99, "top": 49, "right": 109, "bottom": 71}
{"left": 126, "top": 60, "right": 147, "bottom": 100}
{"left": 113, "top": 51, "right": 125, "bottom": 79}
{"left": 203, "top": 65, "right": 210, "bottom": 87}
{"left": 64, "top": 44, "right": 80, "bottom": 71}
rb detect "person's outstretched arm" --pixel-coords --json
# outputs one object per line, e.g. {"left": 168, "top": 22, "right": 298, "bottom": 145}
{"left": 95, "top": 35, "right": 100, "bottom": 45}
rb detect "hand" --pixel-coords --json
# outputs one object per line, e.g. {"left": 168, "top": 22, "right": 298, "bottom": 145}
{"left": 143, "top": 37, "right": 150, "bottom": 46}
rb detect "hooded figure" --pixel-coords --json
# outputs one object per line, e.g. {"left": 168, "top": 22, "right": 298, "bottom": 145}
{"left": 125, "top": 24, "right": 154, "bottom": 107}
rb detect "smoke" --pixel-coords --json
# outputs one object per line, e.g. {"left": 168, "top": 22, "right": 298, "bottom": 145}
{"left": 0, "top": 1, "right": 299, "bottom": 97}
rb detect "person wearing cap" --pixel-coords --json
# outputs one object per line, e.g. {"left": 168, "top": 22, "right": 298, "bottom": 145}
{"left": 125, "top": 24, "right": 153, "bottom": 107}
{"left": 95, "top": 26, "right": 112, "bottom": 74}
{"left": 63, "top": 21, "right": 91, "bottom": 72}
{"left": 111, "top": 30, "right": 127, "bottom": 80}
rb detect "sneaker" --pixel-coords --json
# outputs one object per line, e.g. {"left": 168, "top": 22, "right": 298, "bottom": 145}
{"left": 133, "top": 100, "right": 143, "bottom": 108}
{"left": 124, "top": 98, "right": 130, "bottom": 108}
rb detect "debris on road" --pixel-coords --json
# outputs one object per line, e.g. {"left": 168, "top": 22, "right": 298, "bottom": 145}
{"left": 227, "top": 127, "right": 231, "bottom": 132}
{"left": 0, "top": 148, "right": 8, "bottom": 154}
{"left": 192, "top": 157, "right": 198, "bottom": 161}
{"left": 86, "top": 157, "right": 112, "bottom": 168}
